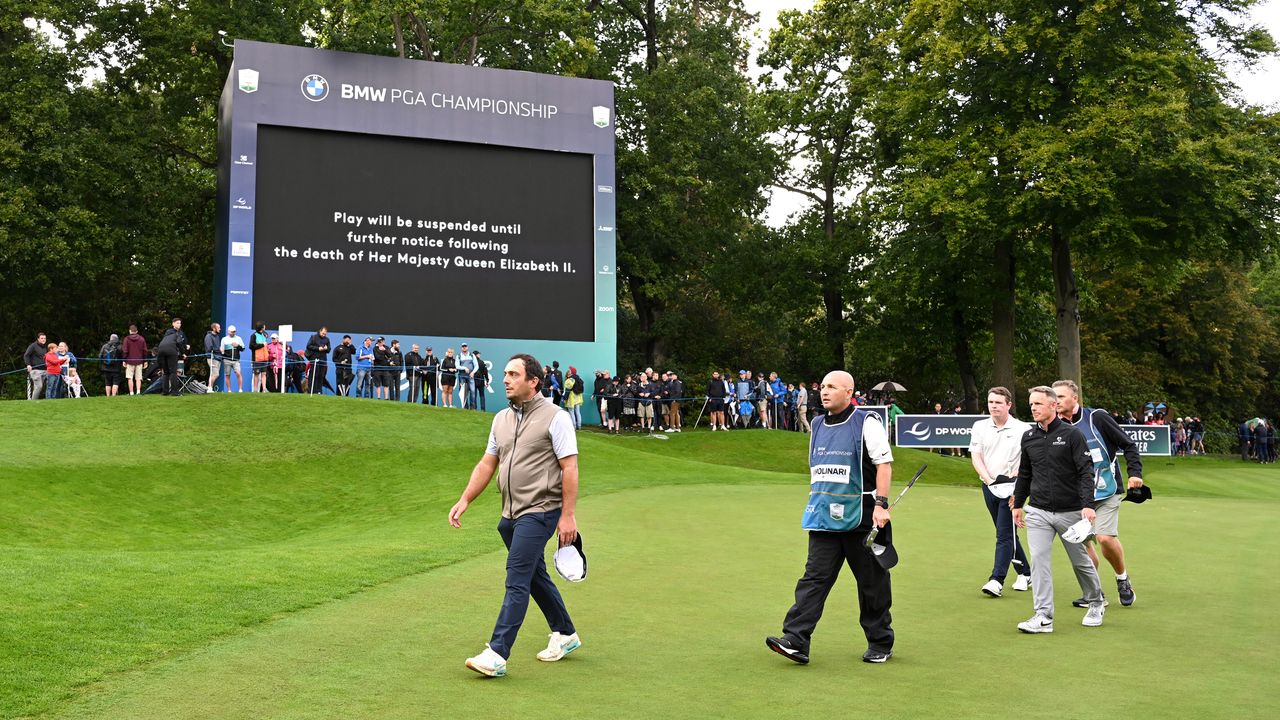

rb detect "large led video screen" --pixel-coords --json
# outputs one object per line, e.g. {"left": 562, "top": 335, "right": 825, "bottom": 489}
{"left": 252, "top": 125, "right": 595, "bottom": 341}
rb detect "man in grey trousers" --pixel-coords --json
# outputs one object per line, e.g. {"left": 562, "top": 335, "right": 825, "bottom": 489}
{"left": 1011, "top": 386, "right": 1105, "bottom": 633}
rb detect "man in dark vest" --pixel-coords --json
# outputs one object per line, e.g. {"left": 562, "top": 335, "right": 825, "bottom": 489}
{"left": 767, "top": 370, "right": 896, "bottom": 665}
{"left": 1053, "top": 380, "right": 1143, "bottom": 608}
{"left": 449, "top": 353, "right": 581, "bottom": 678}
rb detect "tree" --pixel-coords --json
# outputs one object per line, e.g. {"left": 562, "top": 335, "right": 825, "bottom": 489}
{"left": 886, "top": 0, "right": 1280, "bottom": 385}
{"left": 758, "top": 0, "right": 897, "bottom": 368}
{"left": 605, "top": 0, "right": 775, "bottom": 366}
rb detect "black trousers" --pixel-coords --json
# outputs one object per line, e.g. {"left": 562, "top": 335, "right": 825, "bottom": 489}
{"left": 157, "top": 350, "right": 180, "bottom": 395}
{"left": 424, "top": 375, "right": 437, "bottom": 405}
{"left": 782, "top": 530, "right": 893, "bottom": 654}
{"left": 336, "top": 368, "right": 353, "bottom": 396}
{"left": 308, "top": 359, "right": 329, "bottom": 394}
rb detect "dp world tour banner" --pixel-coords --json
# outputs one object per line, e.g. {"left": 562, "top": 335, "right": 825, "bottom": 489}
{"left": 215, "top": 40, "right": 616, "bottom": 408}
{"left": 894, "top": 414, "right": 1172, "bottom": 456}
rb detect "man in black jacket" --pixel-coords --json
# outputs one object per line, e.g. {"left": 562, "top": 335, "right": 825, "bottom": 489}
{"left": 332, "top": 335, "right": 355, "bottom": 396}
{"left": 1012, "top": 386, "right": 1104, "bottom": 633}
{"left": 667, "top": 372, "right": 685, "bottom": 432}
{"left": 404, "top": 343, "right": 424, "bottom": 403}
{"left": 155, "top": 318, "right": 188, "bottom": 396}
{"left": 422, "top": 347, "right": 439, "bottom": 406}
{"left": 24, "top": 331, "right": 48, "bottom": 400}
{"left": 305, "top": 327, "right": 332, "bottom": 395}
{"left": 204, "top": 323, "right": 222, "bottom": 392}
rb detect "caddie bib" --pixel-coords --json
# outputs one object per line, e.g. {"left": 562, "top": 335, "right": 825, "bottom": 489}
{"left": 1076, "top": 408, "right": 1118, "bottom": 501}
{"left": 803, "top": 409, "right": 872, "bottom": 532}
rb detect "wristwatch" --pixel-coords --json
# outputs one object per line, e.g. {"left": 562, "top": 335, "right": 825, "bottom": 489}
{"left": 874, "top": 496, "right": 889, "bottom": 509}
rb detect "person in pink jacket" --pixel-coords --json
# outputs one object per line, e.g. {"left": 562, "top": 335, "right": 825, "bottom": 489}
{"left": 267, "top": 333, "right": 285, "bottom": 392}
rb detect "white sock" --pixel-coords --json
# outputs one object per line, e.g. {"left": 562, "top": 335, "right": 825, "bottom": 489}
{"left": 1116, "top": 572, "right": 1128, "bottom": 580}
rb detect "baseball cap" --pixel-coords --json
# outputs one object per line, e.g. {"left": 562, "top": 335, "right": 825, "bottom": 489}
{"left": 553, "top": 533, "right": 587, "bottom": 582}
{"left": 227, "top": 325, "right": 236, "bottom": 332}
{"left": 1122, "top": 485, "right": 1153, "bottom": 504}
{"left": 1062, "top": 518, "right": 1093, "bottom": 544}
{"left": 461, "top": 342, "right": 469, "bottom": 347}
{"left": 866, "top": 522, "right": 898, "bottom": 570}
{"left": 738, "top": 369, "right": 747, "bottom": 375}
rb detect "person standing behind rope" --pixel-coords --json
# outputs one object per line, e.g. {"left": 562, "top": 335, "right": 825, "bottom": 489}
{"left": 707, "top": 371, "right": 729, "bottom": 431}
{"left": 99, "top": 333, "right": 122, "bottom": 397}
{"left": 249, "top": 323, "right": 270, "bottom": 393}
{"left": 1052, "top": 380, "right": 1143, "bottom": 608}
{"left": 121, "top": 325, "right": 148, "bottom": 396}
{"left": 440, "top": 348, "right": 458, "bottom": 408}
{"left": 24, "top": 331, "right": 48, "bottom": 400}
{"left": 795, "top": 382, "right": 811, "bottom": 433}
{"left": 331, "top": 335, "right": 354, "bottom": 397}
{"left": 564, "top": 366, "right": 583, "bottom": 429}
{"left": 472, "top": 350, "right": 490, "bottom": 411}
{"left": 354, "top": 337, "right": 375, "bottom": 399}
{"left": 970, "top": 387, "right": 1033, "bottom": 598}
{"left": 43, "top": 343, "right": 65, "bottom": 399}
{"left": 667, "top": 372, "right": 684, "bottom": 432}
{"left": 421, "top": 346, "right": 440, "bottom": 406}
{"left": 155, "top": 318, "right": 187, "bottom": 396}
{"left": 449, "top": 353, "right": 582, "bottom": 678}
{"left": 204, "top": 323, "right": 222, "bottom": 392}
{"left": 1012, "top": 386, "right": 1105, "bottom": 634}
{"left": 404, "top": 343, "right": 424, "bottom": 403}
{"left": 766, "top": 371, "right": 895, "bottom": 665}
{"left": 387, "top": 339, "right": 404, "bottom": 401}
{"left": 220, "top": 326, "right": 245, "bottom": 392}
{"left": 305, "top": 327, "right": 332, "bottom": 395}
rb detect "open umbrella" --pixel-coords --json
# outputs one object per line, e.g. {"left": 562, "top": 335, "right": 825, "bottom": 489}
{"left": 871, "top": 381, "right": 907, "bottom": 392}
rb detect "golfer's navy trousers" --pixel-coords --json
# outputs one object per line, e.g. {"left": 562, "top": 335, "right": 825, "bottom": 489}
{"left": 489, "top": 509, "right": 575, "bottom": 659}
{"left": 982, "top": 483, "right": 1030, "bottom": 583}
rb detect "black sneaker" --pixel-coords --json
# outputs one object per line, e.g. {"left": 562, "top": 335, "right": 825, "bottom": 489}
{"left": 765, "top": 636, "right": 809, "bottom": 664}
{"left": 1117, "top": 577, "right": 1136, "bottom": 606}
{"left": 862, "top": 648, "right": 893, "bottom": 663}
{"left": 1072, "top": 594, "right": 1109, "bottom": 608}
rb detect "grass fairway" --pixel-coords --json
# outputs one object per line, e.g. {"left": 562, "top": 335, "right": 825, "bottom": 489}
{"left": 2, "top": 395, "right": 1278, "bottom": 719}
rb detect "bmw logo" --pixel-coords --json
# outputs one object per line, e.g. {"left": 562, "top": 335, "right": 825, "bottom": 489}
{"left": 301, "top": 74, "right": 329, "bottom": 102}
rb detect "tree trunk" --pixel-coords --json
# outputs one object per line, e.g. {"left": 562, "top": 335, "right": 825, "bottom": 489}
{"left": 644, "top": 0, "right": 658, "bottom": 71}
{"left": 1051, "top": 226, "right": 1082, "bottom": 384}
{"left": 391, "top": 14, "right": 405, "bottom": 58}
{"left": 952, "top": 305, "right": 980, "bottom": 412}
{"left": 821, "top": 179, "right": 844, "bottom": 367}
{"left": 629, "top": 281, "right": 664, "bottom": 367}
{"left": 992, "top": 233, "right": 1016, "bottom": 397}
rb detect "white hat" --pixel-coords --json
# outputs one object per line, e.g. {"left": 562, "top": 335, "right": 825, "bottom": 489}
{"left": 227, "top": 325, "right": 236, "bottom": 332}
{"left": 1062, "top": 518, "right": 1093, "bottom": 544}
{"left": 553, "top": 533, "right": 587, "bottom": 582}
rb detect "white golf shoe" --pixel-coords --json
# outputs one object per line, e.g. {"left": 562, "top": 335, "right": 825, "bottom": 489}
{"left": 981, "top": 579, "right": 1003, "bottom": 597}
{"left": 1012, "top": 575, "right": 1031, "bottom": 592}
{"left": 1017, "top": 614, "right": 1054, "bottom": 634}
{"left": 465, "top": 645, "right": 507, "bottom": 677}
{"left": 536, "top": 632, "right": 582, "bottom": 662}
{"left": 1082, "top": 602, "right": 1106, "bottom": 627}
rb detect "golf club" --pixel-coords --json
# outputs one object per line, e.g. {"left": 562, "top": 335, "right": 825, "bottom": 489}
{"left": 864, "top": 464, "right": 927, "bottom": 549}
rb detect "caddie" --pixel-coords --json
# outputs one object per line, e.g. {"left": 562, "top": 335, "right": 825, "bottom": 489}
{"left": 766, "top": 370, "right": 896, "bottom": 665}
{"left": 1052, "top": 380, "right": 1144, "bottom": 607}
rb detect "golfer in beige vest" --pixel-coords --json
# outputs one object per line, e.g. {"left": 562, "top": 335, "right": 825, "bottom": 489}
{"left": 449, "top": 353, "right": 581, "bottom": 677}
